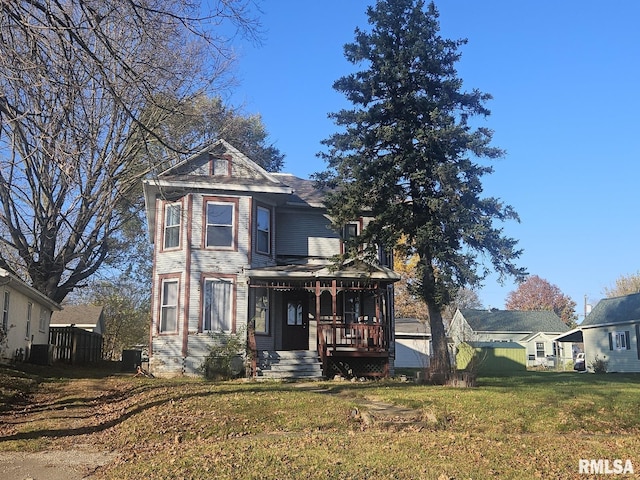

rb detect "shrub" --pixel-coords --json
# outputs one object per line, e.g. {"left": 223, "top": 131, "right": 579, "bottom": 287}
{"left": 199, "top": 329, "right": 246, "bottom": 380}
{"left": 590, "top": 355, "right": 608, "bottom": 374}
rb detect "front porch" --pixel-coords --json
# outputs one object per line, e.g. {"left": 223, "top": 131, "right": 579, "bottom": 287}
{"left": 247, "top": 263, "right": 398, "bottom": 379}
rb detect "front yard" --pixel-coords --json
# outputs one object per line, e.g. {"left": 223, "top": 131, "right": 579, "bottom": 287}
{"left": 1, "top": 365, "right": 638, "bottom": 479}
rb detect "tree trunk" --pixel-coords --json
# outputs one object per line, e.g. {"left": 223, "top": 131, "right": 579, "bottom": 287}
{"left": 428, "top": 303, "right": 451, "bottom": 383}
{"left": 420, "top": 255, "right": 452, "bottom": 384}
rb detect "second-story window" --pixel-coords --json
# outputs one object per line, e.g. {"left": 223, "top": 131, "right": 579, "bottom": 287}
{"left": 256, "top": 206, "right": 271, "bottom": 254}
{"left": 343, "top": 223, "right": 358, "bottom": 241}
{"left": 163, "top": 203, "right": 181, "bottom": 249}
{"left": 206, "top": 202, "right": 234, "bottom": 248}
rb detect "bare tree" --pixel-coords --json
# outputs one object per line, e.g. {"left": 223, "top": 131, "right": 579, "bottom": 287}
{"left": 0, "top": 1, "right": 259, "bottom": 303}
{"left": 603, "top": 271, "right": 640, "bottom": 298}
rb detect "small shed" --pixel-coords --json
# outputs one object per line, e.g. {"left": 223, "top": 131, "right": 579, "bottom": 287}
{"left": 394, "top": 318, "right": 431, "bottom": 369}
{"left": 456, "top": 341, "right": 526, "bottom": 374}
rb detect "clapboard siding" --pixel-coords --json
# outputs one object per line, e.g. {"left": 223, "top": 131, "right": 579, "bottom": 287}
{"left": 583, "top": 325, "right": 640, "bottom": 373}
{"left": 276, "top": 211, "right": 339, "bottom": 258}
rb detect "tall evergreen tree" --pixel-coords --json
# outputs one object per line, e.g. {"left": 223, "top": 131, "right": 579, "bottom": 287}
{"left": 316, "top": 0, "right": 526, "bottom": 379}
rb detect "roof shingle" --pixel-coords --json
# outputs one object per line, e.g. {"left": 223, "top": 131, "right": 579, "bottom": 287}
{"left": 459, "top": 309, "right": 569, "bottom": 333}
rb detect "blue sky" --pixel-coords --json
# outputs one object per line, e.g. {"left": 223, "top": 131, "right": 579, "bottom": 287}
{"left": 227, "top": 1, "right": 640, "bottom": 320}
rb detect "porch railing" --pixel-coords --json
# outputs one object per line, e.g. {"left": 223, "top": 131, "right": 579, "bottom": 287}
{"left": 318, "top": 322, "right": 388, "bottom": 355}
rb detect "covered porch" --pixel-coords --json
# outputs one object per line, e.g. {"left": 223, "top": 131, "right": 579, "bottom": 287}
{"left": 247, "top": 263, "right": 399, "bottom": 379}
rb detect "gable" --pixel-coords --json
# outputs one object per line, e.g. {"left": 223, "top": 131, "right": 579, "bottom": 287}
{"left": 52, "top": 305, "right": 105, "bottom": 332}
{"left": 581, "top": 292, "right": 640, "bottom": 328}
{"left": 459, "top": 309, "right": 569, "bottom": 333}
{"left": 143, "top": 140, "right": 295, "bottom": 240}
{"left": 0, "top": 268, "right": 61, "bottom": 312}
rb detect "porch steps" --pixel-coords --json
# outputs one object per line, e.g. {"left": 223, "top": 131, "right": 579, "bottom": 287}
{"left": 256, "top": 350, "right": 324, "bottom": 380}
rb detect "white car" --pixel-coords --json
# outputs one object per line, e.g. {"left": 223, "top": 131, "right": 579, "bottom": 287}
{"left": 574, "top": 353, "right": 586, "bottom": 372}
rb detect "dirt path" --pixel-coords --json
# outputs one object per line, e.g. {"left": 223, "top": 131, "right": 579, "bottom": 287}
{"left": 0, "top": 377, "right": 131, "bottom": 480}
{"left": 0, "top": 449, "right": 118, "bottom": 480}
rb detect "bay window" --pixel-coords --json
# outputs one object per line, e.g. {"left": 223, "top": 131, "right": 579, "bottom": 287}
{"left": 160, "top": 279, "right": 179, "bottom": 333}
{"left": 203, "top": 278, "right": 233, "bottom": 332}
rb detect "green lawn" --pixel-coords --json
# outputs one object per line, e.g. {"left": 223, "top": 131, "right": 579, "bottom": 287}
{"left": 1, "top": 366, "right": 639, "bottom": 479}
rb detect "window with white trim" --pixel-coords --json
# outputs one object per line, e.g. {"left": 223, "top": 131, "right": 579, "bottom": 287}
{"left": 203, "top": 278, "right": 233, "bottom": 332}
{"left": 2, "top": 291, "right": 8, "bottom": 332}
{"left": 256, "top": 206, "right": 271, "bottom": 254}
{"left": 251, "top": 287, "right": 269, "bottom": 334}
{"left": 206, "top": 202, "right": 234, "bottom": 248}
{"left": 163, "top": 203, "right": 181, "bottom": 249}
{"left": 612, "top": 331, "right": 629, "bottom": 351}
{"left": 536, "top": 342, "right": 545, "bottom": 358}
{"left": 160, "top": 279, "right": 179, "bottom": 333}
{"left": 26, "top": 302, "right": 32, "bottom": 339}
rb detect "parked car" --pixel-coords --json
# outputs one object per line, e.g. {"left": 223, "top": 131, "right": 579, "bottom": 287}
{"left": 574, "top": 352, "right": 586, "bottom": 372}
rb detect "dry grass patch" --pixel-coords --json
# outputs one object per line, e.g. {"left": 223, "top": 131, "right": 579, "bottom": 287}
{"left": 1, "top": 366, "right": 639, "bottom": 479}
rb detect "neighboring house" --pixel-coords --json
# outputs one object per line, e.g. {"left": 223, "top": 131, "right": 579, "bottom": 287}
{"left": 0, "top": 268, "right": 61, "bottom": 363}
{"left": 51, "top": 305, "right": 106, "bottom": 334}
{"left": 449, "top": 308, "right": 571, "bottom": 369}
{"left": 143, "top": 140, "right": 399, "bottom": 378}
{"left": 48, "top": 304, "right": 105, "bottom": 365}
{"left": 556, "top": 292, "right": 640, "bottom": 373}
{"left": 394, "top": 318, "right": 431, "bottom": 369}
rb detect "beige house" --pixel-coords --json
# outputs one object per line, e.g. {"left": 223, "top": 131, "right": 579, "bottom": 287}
{"left": 0, "top": 268, "right": 61, "bottom": 362}
{"left": 143, "top": 140, "right": 399, "bottom": 378}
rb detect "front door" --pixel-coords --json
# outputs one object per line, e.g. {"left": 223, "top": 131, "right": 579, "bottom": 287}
{"left": 282, "top": 292, "right": 309, "bottom": 350}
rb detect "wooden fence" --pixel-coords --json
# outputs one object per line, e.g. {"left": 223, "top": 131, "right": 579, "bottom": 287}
{"left": 49, "top": 326, "right": 104, "bottom": 364}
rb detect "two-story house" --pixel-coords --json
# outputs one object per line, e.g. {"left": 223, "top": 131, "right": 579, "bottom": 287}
{"left": 143, "top": 140, "right": 399, "bottom": 379}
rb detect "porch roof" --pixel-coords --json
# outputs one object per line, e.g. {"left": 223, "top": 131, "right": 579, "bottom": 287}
{"left": 247, "top": 262, "right": 400, "bottom": 282}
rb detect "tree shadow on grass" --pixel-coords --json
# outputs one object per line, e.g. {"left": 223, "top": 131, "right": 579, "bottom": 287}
{"left": 0, "top": 387, "right": 216, "bottom": 443}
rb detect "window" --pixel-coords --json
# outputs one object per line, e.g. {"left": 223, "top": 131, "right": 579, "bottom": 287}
{"left": 163, "top": 203, "right": 181, "bottom": 249}
{"left": 256, "top": 206, "right": 271, "bottom": 254}
{"left": 206, "top": 202, "right": 234, "bottom": 248}
{"left": 287, "top": 301, "right": 303, "bottom": 326}
{"left": 203, "top": 278, "right": 233, "bottom": 332}
{"left": 536, "top": 342, "right": 545, "bottom": 358}
{"left": 2, "top": 291, "right": 8, "bottom": 332}
{"left": 343, "top": 223, "right": 358, "bottom": 241}
{"left": 160, "top": 280, "right": 179, "bottom": 333}
{"left": 38, "top": 308, "right": 46, "bottom": 332}
{"left": 212, "top": 156, "right": 230, "bottom": 176}
{"left": 251, "top": 287, "right": 269, "bottom": 334}
{"left": 611, "top": 331, "right": 630, "bottom": 351}
{"left": 344, "top": 292, "right": 361, "bottom": 323}
{"left": 26, "top": 302, "right": 32, "bottom": 339}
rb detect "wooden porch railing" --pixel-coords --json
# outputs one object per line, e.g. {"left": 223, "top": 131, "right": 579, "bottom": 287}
{"left": 318, "top": 323, "right": 388, "bottom": 354}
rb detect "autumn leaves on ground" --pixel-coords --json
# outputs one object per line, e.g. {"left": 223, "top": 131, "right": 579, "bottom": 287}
{"left": 1, "top": 364, "right": 639, "bottom": 479}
